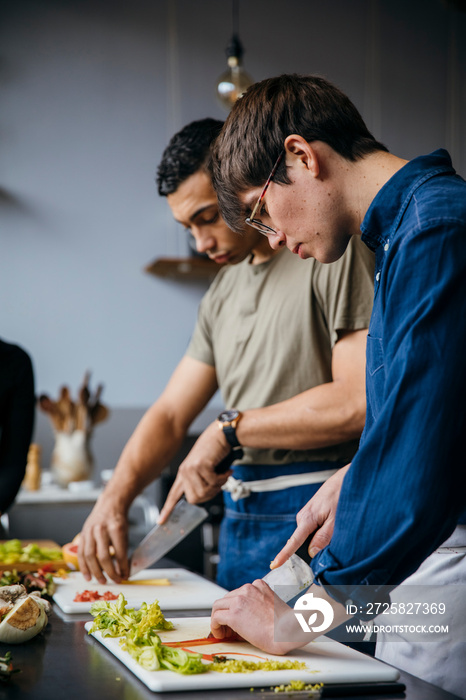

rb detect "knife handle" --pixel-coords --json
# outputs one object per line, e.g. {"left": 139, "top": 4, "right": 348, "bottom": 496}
{"left": 214, "top": 447, "right": 243, "bottom": 474}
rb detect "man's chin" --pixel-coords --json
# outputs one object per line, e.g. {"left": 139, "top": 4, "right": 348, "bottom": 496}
{"left": 315, "top": 237, "right": 352, "bottom": 264}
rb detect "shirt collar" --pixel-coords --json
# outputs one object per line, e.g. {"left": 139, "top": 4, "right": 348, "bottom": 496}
{"left": 360, "top": 149, "right": 455, "bottom": 251}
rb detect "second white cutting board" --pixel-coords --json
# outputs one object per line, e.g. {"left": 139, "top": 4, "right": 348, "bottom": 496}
{"left": 53, "top": 568, "right": 227, "bottom": 613}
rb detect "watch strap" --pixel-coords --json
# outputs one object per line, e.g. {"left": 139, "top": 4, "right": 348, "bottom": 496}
{"left": 222, "top": 424, "right": 241, "bottom": 448}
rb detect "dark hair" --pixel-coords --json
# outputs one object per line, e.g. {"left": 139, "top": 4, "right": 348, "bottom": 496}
{"left": 210, "top": 74, "right": 388, "bottom": 232}
{"left": 157, "top": 118, "right": 224, "bottom": 196}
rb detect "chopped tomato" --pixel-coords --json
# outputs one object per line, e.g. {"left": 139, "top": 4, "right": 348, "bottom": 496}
{"left": 38, "top": 564, "right": 55, "bottom": 573}
{"left": 73, "top": 590, "right": 118, "bottom": 602}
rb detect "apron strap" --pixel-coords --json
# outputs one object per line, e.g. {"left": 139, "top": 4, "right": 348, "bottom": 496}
{"left": 222, "top": 468, "right": 339, "bottom": 502}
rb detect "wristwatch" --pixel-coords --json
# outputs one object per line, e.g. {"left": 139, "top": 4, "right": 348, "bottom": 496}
{"left": 217, "top": 409, "right": 243, "bottom": 448}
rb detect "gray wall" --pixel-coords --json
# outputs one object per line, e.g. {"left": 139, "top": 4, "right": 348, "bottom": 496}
{"left": 1, "top": 0, "right": 466, "bottom": 462}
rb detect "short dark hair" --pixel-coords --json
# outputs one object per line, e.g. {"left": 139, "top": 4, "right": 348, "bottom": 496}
{"left": 210, "top": 74, "right": 388, "bottom": 232}
{"left": 157, "top": 118, "right": 224, "bottom": 196}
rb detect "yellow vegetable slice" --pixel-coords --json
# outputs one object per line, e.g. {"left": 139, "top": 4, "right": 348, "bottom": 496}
{"left": 120, "top": 578, "right": 171, "bottom": 586}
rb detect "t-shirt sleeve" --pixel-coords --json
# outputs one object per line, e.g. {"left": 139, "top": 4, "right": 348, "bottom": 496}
{"left": 312, "top": 236, "right": 375, "bottom": 347}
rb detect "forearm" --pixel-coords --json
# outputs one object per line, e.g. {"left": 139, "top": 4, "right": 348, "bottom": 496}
{"left": 98, "top": 402, "right": 188, "bottom": 513}
{"left": 235, "top": 329, "right": 367, "bottom": 451}
{"left": 79, "top": 404, "right": 188, "bottom": 583}
{"left": 235, "top": 382, "right": 365, "bottom": 451}
{"left": 80, "top": 357, "right": 218, "bottom": 581}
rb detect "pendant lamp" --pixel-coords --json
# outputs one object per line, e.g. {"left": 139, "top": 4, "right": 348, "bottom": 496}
{"left": 216, "top": 0, "right": 253, "bottom": 110}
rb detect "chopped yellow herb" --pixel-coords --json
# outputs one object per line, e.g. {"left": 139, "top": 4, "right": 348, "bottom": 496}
{"left": 207, "top": 659, "right": 307, "bottom": 674}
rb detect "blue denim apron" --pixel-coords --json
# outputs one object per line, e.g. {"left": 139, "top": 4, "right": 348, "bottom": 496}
{"left": 216, "top": 461, "right": 344, "bottom": 590}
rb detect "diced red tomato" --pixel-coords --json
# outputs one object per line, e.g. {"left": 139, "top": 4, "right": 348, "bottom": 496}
{"left": 38, "top": 564, "right": 55, "bottom": 573}
{"left": 73, "top": 590, "right": 118, "bottom": 602}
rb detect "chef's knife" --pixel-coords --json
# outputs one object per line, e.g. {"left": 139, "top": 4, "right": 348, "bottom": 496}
{"left": 129, "top": 499, "right": 208, "bottom": 576}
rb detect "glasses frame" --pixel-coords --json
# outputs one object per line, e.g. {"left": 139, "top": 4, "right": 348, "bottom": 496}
{"left": 245, "top": 151, "right": 284, "bottom": 236}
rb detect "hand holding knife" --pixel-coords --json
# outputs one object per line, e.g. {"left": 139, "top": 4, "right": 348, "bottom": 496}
{"left": 129, "top": 447, "right": 242, "bottom": 577}
{"left": 158, "top": 415, "right": 243, "bottom": 525}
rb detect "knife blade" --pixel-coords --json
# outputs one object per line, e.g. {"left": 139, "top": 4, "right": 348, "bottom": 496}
{"left": 262, "top": 554, "right": 313, "bottom": 602}
{"left": 129, "top": 499, "right": 208, "bottom": 577}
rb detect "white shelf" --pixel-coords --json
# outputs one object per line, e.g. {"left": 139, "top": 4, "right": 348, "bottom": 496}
{"left": 17, "top": 485, "right": 103, "bottom": 505}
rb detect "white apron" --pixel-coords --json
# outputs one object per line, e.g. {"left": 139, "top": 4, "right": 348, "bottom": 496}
{"left": 376, "top": 525, "right": 466, "bottom": 699}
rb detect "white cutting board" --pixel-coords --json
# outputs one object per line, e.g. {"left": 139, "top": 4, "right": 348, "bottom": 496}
{"left": 53, "top": 569, "right": 227, "bottom": 613}
{"left": 85, "top": 616, "right": 399, "bottom": 692}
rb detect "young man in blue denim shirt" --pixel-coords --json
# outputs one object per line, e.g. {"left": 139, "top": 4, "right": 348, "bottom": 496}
{"left": 209, "top": 75, "right": 466, "bottom": 697}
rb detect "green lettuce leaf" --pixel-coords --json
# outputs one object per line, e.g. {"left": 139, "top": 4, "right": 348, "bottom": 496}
{"left": 89, "top": 594, "right": 205, "bottom": 675}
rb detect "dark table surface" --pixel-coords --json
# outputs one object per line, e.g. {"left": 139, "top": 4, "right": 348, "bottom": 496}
{"left": 0, "top": 606, "right": 462, "bottom": 700}
{"left": 0, "top": 556, "right": 462, "bottom": 700}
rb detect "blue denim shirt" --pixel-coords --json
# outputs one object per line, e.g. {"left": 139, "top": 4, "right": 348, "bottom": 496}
{"left": 311, "top": 150, "right": 466, "bottom": 595}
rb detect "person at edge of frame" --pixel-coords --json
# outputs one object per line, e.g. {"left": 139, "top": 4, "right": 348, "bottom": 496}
{"left": 0, "top": 338, "right": 35, "bottom": 536}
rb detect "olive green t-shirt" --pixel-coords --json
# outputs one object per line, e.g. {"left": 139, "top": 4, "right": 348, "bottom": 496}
{"left": 186, "top": 236, "right": 374, "bottom": 466}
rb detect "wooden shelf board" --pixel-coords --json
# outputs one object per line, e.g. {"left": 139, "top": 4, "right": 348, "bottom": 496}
{"left": 145, "top": 257, "right": 222, "bottom": 280}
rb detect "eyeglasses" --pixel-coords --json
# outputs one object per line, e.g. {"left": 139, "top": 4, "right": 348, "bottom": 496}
{"left": 245, "top": 151, "right": 284, "bottom": 236}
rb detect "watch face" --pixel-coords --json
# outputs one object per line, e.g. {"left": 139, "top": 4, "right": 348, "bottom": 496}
{"left": 218, "top": 409, "right": 240, "bottom": 422}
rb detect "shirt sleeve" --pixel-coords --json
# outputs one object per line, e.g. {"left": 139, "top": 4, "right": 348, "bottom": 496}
{"left": 311, "top": 220, "right": 466, "bottom": 596}
{"left": 312, "top": 236, "right": 374, "bottom": 347}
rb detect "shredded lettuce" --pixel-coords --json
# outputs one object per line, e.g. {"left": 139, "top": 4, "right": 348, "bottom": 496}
{"left": 121, "top": 627, "right": 205, "bottom": 674}
{"left": 89, "top": 594, "right": 205, "bottom": 675}
{"left": 90, "top": 594, "right": 174, "bottom": 637}
{"left": 0, "top": 540, "right": 63, "bottom": 564}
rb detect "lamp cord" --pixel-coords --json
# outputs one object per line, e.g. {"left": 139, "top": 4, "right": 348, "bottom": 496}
{"left": 232, "top": 0, "right": 239, "bottom": 36}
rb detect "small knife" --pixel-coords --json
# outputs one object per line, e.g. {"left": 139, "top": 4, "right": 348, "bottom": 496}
{"left": 129, "top": 499, "right": 208, "bottom": 577}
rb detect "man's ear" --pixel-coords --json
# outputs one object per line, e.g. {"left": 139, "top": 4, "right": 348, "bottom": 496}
{"left": 284, "top": 135, "right": 320, "bottom": 178}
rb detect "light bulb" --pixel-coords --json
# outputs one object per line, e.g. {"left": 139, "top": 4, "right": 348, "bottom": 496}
{"left": 216, "top": 55, "right": 253, "bottom": 110}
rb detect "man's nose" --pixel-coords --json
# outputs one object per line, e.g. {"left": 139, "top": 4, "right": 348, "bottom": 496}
{"left": 192, "top": 230, "right": 216, "bottom": 254}
{"left": 268, "top": 230, "right": 286, "bottom": 250}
